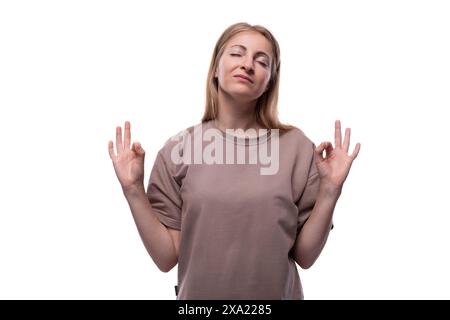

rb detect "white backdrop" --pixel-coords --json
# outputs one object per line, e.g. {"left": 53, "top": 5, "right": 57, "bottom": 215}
{"left": 1, "top": 0, "right": 449, "bottom": 299}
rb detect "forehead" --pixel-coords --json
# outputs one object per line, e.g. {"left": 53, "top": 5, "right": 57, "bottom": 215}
{"left": 225, "top": 31, "right": 273, "bottom": 57}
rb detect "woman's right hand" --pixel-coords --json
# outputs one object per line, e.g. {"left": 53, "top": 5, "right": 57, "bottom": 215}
{"left": 108, "top": 121, "right": 146, "bottom": 193}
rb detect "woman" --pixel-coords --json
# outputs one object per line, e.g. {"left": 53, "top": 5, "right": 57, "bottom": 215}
{"left": 108, "top": 22, "right": 360, "bottom": 299}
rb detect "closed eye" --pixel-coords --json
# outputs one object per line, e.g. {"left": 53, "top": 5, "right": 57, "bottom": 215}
{"left": 230, "top": 53, "right": 268, "bottom": 68}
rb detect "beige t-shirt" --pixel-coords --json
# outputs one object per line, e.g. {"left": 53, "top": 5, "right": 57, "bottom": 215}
{"left": 146, "top": 120, "right": 326, "bottom": 299}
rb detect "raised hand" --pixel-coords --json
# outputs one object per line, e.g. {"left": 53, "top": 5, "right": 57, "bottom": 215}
{"left": 315, "top": 120, "right": 361, "bottom": 192}
{"left": 108, "top": 121, "right": 146, "bottom": 192}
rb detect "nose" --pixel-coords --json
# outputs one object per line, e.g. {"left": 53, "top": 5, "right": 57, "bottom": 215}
{"left": 240, "top": 56, "right": 254, "bottom": 73}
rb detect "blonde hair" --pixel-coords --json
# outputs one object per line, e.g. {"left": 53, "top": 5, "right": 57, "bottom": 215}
{"left": 201, "top": 22, "right": 294, "bottom": 132}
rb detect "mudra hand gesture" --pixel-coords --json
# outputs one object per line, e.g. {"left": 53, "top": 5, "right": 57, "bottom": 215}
{"left": 315, "top": 120, "right": 361, "bottom": 193}
{"left": 108, "top": 121, "right": 146, "bottom": 193}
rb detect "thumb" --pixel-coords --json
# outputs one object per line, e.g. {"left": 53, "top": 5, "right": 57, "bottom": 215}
{"left": 133, "top": 142, "right": 145, "bottom": 156}
{"left": 315, "top": 141, "right": 333, "bottom": 161}
{"left": 315, "top": 142, "right": 327, "bottom": 161}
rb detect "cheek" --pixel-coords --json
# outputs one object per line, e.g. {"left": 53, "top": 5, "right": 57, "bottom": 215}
{"left": 216, "top": 61, "right": 228, "bottom": 78}
{"left": 260, "top": 71, "right": 271, "bottom": 86}
{"left": 220, "top": 55, "right": 242, "bottom": 71}
{"left": 217, "top": 62, "right": 236, "bottom": 83}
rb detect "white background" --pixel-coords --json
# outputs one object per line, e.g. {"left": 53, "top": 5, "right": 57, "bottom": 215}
{"left": 1, "top": 0, "right": 449, "bottom": 299}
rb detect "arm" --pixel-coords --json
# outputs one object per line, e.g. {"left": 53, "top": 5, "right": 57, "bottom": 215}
{"left": 108, "top": 121, "right": 179, "bottom": 273}
{"left": 292, "top": 185, "right": 340, "bottom": 269}
{"left": 123, "top": 185, "right": 179, "bottom": 273}
{"left": 293, "top": 120, "right": 360, "bottom": 269}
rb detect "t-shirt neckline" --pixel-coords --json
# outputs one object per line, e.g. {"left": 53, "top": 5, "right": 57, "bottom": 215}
{"left": 207, "top": 119, "right": 272, "bottom": 146}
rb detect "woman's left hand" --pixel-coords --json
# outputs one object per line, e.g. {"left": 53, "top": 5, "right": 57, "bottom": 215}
{"left": 315, "top": 120, "right": 361, "bottom": 193}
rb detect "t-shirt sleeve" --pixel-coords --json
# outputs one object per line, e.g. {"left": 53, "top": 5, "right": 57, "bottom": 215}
{"left": 146, "top": 151, "right": 182, "bottom": 230}
{"left": 295, "top": 144, "right": 334, "bottom": 233}
{"left": 296, "top": 161, "right": 321, "bottom": 232}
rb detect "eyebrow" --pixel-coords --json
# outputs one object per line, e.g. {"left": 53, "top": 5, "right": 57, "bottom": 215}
{"left": 229, "top": 44, "right": 270, "bottom": 60}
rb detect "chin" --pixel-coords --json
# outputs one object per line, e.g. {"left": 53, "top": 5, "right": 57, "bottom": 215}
{"left": 227, "top": 87, "right": 260, "bottom": 100}
{"left": 230, "top": 92, "right": 259, "bottom": 102}
{"left": 219, "top": 84, "right": 261, "bottom": 101}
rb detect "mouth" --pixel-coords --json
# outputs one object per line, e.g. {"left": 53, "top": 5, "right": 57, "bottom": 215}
{"left": 234, "top": 75, "right": 253, "bottom": 83}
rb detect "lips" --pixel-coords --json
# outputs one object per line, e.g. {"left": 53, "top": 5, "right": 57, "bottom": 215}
{"left": 234, "top": 74, "right": 253, "bottom": 83}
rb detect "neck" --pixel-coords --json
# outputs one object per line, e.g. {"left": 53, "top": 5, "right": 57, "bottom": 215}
{"left": 216, "top": 88, "right": 262, "bottom": 131}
